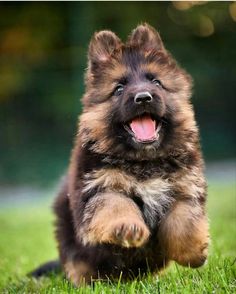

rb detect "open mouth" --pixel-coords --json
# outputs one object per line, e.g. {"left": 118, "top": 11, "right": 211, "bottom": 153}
{"left": 124, "top": 113, "right": 162, "bottom": 144}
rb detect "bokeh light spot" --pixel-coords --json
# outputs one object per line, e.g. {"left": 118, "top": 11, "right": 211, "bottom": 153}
{"left": 194, "top": 15, "right": 214, "bottom": 37}
{"left": 172, "top": 1, "right": 207, "bottom": 11}
{"left": 172, "top": 1, "right": 193, "bottom": 11}
{"left": 229, "top": 2, "right": 236, "bottom": 22}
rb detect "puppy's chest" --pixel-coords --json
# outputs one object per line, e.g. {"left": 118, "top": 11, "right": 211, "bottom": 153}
{"left": 82, "top": 168, "right": 173, "bottom": 227}
{"left": 83, "top": 168, "right": 170, "bottom": 196}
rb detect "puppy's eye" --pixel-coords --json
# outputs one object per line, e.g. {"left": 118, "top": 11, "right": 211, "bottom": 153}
{"left": 114, "top": 84, "right": 124, "bottom": 96}
{"left": 152, "top": 79, "right": 162, "bottom": 87}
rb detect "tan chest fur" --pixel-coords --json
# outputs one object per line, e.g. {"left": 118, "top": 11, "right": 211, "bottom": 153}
{"left": 82, "top": 168, "right": 173, "bottom": 221}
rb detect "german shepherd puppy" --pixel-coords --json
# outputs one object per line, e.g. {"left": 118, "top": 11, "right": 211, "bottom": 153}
{"left": 37, "top": 24, "right": 209, "bottom": 285}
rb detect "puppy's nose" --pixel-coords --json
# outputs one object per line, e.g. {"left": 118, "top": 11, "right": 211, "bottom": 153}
{"left": 134, "top": 92, "right": 153, "bottom": 104}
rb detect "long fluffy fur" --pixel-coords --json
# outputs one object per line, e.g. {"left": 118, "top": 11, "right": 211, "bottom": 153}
{"left": 43, "top": 24, "right": 209, "bottom": 286}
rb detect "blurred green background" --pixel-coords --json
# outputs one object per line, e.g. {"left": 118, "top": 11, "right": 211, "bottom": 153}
{"left": 0, "top": 1, "right": 235, "bottom": 187}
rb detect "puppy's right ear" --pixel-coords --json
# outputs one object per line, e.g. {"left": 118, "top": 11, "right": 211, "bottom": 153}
{"left": 88, "top": 30, "right": 122, "bottom": 71}
{"left": 128, "top": 23, "right": 165, "bottom": 52}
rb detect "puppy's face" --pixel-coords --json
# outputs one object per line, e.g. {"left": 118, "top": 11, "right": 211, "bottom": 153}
{"left": 80, "top": 24, "right": 196, "bottom": 159}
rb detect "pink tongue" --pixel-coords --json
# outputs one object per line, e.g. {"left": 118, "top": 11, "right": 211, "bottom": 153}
{"left": 130, "top": 116, "right": 156, "bottom": 141}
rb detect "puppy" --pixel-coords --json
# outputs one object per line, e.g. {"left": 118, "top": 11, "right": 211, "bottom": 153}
{"left": 51, "top": 24, "right": 209, "bottom": 285}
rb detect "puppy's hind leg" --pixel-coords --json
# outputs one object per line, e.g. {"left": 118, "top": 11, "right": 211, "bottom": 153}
{"left": 158, "top": 200, "right": 209, "bottom": 268}
{"left": 54, "top": 181, "right": 96, "bottom": 286}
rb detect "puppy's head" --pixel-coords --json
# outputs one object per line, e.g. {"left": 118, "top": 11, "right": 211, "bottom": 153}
{"left": 79, "top": 24, "right": 198, "bottom": 160}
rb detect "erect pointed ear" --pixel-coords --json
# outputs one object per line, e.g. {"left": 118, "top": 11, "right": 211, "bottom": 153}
{"left": 128, "top": 23, "right": 165, "bottom": 52}
{"left": 88, "top": 30, "right": 122, "bottom": 68}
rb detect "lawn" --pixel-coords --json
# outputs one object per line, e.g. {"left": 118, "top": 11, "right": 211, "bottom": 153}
{"left": 0, "top": 182, "right": 235, "bottom": 293}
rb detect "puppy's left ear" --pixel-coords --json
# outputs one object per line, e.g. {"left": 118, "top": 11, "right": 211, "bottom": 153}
{"left": 128, "top": 23, "right": 165, "bottom": 52}
{"left": 88, "top": 30, "right": 122, "bottom": 70}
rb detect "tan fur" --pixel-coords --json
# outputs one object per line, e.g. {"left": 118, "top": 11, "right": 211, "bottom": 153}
{"left": 106, "top": 61, "right": 127, "bottom": 81}
{"left": 128, "top": 23, "right": 164, "bottom": 51}
{"left": 82, "top": 168, "right": 173, "bottom": 223}
{"left": 79, "top": 102, "right": 114, "bottom": 153}
{"left": 88, "top": 30, "right": 122, "bottom": 63}
{"left": 85, "top": 62, "right": 127, "bottom": 103}
{"left": 79, "top": 192, "right": 150, "bottom": 247}
{"left": 159, "top": 201, "right": 209, "bottom": 267}
{"left": 174, "top": 170, "right": 206, "bottom": 200}
{"left": 83, "top": 168, "right": 171, "bottom": 198}
{"left": 82, "top": 168, "right": 134, "bottom": 194}
{"left": 64, "top": 260, "right": 94, "bottom": 286}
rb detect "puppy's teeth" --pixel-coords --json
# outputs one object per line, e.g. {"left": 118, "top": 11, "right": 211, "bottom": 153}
{"left": 156, "top": 121, "right": 162, "bottom": 132}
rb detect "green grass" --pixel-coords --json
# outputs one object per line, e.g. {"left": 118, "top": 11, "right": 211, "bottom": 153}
{"left": 0, "top": 182, "right": 235, "bottom": 293}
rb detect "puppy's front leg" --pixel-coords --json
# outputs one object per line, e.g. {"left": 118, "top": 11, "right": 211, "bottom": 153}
{"left": 159, "top": 200, "right": 209, "bottom": 268}
{"left": 79, "top": 192, "right": 150, "bottom": 248}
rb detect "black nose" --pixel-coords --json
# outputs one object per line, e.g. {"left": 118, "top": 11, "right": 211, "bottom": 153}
{"left": 134, "top": 92, "right": 153, "bottom": 104}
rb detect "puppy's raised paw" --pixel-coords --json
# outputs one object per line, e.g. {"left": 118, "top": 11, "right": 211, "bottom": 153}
{"left": 112, "top": 221, "right": 150, "bottom": 248}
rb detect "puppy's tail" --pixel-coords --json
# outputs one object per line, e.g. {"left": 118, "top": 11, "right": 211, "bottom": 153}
{"left": 28, "top": 260, "right": 61, "bottom": 278}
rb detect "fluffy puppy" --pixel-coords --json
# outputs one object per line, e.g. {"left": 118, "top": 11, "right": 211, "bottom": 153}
{"left": 53, "top": 24, "right": 209, "bottom": 286}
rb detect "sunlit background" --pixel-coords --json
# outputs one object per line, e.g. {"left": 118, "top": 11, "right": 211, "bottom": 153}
{"left": 0, "top": 1, "right": 235, "bottom": 190}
